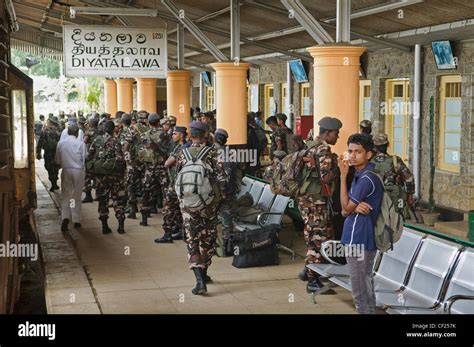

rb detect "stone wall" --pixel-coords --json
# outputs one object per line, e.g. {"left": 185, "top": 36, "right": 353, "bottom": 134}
{"left": 186, "top": 42, "right": 473, "bottom": 212}
{"left": 366, "top": 42, "right": 474, "bottom": 212}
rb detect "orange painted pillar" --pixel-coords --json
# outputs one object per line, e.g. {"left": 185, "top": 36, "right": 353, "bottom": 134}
{"left": 115, "top": 79, "right": 134, "bottom": 114}
{"left": 136, "top": 78, "right": 157, "bottom": 113}
{"left": 166, "top": 70, "right": 191, "bottom": 127}
{"left": 211, "top": 62, "right": 250, "bottom": 145}
{"left": 103, "top": 79, "right": 117, "bottom": 116}
{"left": 307, "top": 45, "right": 366, "bottom": 155}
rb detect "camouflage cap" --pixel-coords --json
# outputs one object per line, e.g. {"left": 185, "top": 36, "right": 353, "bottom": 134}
{"left": 49, "top": 116, "right": 59, "bottom": 124}
{"left": 215, "top": 128, "right": 228, "bottom": 138}
{"left": 359, "top": 119, "right": 372, "bottom": 128}
{"left": 160, "top": 117, "right": 171, "bottom": 126}
{"left": 167, "top": 115, "right": 177, "bottom": 124}
{"left": 148, "top": 113, "right": 160, "bottom": 124}
{"left": 273, "top": 150, "right": 287, "bottom": 159}
{"left": 373, "top": 133, "right": 388, "bottom": 146}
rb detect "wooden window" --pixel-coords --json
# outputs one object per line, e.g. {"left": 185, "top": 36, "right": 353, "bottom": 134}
{"left": 359, "top": 80, "right": 372, "bottom": 122}
{"left": 301, "top": 82, "right": 311, "bottom": 115}
{"left": 438, "top": 75, "right": 461, "bottom": 172}
{"left": 385, "top": 79, "right": 410, "bottom": 162}
{"left": 264, "top": 84, "right": 275, "bottom": 119}
{"left": 205, "top": 86, "right": 214, "bottom": 112}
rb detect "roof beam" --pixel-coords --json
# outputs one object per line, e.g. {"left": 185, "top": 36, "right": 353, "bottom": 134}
{"left": 161, "top": 0, "right": 228, "bottom": 61}
{"left": 197, "top": 24, "right": 313, "bottom": 62}
{"left": 280, "top": 0, "right": 334, "bottom": 44}
{"left": 81, "top": 0, "right": 312, "bottom": 61}
{"left": 13, "top": 1, "right": 105, "bottom": 25}
{"left": 245, "top": 0, "right": 411, "bottom": 51}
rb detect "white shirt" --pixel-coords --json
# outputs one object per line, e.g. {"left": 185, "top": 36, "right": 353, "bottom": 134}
{"left": 60, "top": 128, "right": 84, "bottom": 142}
{"left": 55, "top": 135, "right": 86, "bottom": 170}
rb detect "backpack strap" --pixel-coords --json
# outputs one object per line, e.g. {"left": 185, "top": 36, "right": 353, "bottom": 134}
{"left": 196, "top": 145, "right": 212, "bottom": 161}
{"left": 183, "top": 147, "right": 193, "bottom": 162}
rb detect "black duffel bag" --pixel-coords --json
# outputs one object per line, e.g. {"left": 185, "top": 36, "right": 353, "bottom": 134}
{"left": 231, "top": 224, "right": 280, "bottom": 268}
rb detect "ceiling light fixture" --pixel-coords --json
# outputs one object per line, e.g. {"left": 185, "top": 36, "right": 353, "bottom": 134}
{"left": 70, "top": 7, "right": 158, "bottom": 19}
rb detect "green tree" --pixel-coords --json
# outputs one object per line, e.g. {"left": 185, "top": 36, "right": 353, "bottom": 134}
{"left": 11, "top": 49, "right": 60, "bottom": 79}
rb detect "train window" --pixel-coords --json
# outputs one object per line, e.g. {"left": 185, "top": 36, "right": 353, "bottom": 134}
{"left": 12, "top": 90, "right": 29, "bottom": 169}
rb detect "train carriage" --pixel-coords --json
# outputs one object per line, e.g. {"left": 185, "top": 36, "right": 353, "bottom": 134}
{"left": 0, "top": 0, "right": 37, "bottom": 313}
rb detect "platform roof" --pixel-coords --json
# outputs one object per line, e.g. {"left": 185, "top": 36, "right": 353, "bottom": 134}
{"left": 9, "top": 0, "right": 474, "bottom": 68}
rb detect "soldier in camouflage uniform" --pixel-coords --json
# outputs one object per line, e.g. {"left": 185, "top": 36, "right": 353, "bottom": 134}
{"left": 371, "top": 133, "right": 415, "bottom": 219}
{"left": 82, "top": 117, "right": 99, "bottom": 203}
{"left": 120, "top": 115, "right": 142, "bottom": 219}
{"left": 265, "top": 116, "right": 278, "bottom": 160}
{"left": 297, "top": 116, "right": 342, "bottom": 293}
{"left": 359, "top": 119, "right": 372, "bottom": 136}
{"left": 214, "top": 128, "right": 244, "bottom": 256}
{"left": 274, "top": 113, "right": 293, "bottom": 154}
{"left": 87, "top": 121, "right": 127, "bottom": 234}
{"left": 138, "top": 113, "right": 169, "bottom": 226}
{"left": 58, "top": 111, "right": 67, "bottom": 130}
{"left": 37, "top": 116, "right": 61, "bottom": 191}
{"left": 155, "top": 126, "right": 188, "bottom": 243}
{"left": 170, "top": 121, "right": 227, "bottom": 295}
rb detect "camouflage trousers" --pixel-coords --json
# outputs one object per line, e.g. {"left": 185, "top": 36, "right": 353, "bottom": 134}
{"left": 297, "top": 193, "right": 335, "bottom": 280}
{"left": 126, "top": 163, "right": 143, "bottom": 205}
{"left": 96, "top": 175, "right": 128, "bottom": 221}
{"left": 181, "top": 201, "right": 219, "bottom": 270}
{"left": 44, "top": 155, "right": 59, "bottom": 182}
{"left": 162, "top": 186, "right": 183, "bottom": 236}
{"left": 140, "top": 164, "right": 168, "bottom": 213}
{"left": 83, "top": 172, "right": 95, "bottom": 193}
{"left": 218, "top": 198, "right": 234, "bottom": 241}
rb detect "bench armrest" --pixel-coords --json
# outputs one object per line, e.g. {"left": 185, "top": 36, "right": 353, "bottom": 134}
{"left": 320, "top": 240, "right": 345, "bottom": 266}
{"left": 443, "top": 295, "right": 474, "bottom": 314}
{"left": 257, "top": 212, "right": 284, "bottom": 227}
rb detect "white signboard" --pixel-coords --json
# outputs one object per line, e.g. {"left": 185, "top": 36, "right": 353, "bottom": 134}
{"left": 63, "top": 25, "right": 167, "bottom": 78}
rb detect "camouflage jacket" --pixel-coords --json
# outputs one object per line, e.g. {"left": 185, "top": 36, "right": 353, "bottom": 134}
{"left": 87, "top": 133, "right": 125, "bottom": 168}
{"left": 371, "top": 152, "right": 415, "bottom": 194}
{"left": 299, "top": 136, "right": 338, "bottom": 200}
{"left": 37, "top": 125, "right": 61, "bottom": 156}
{"left": 274, "top": 126, "right": 293, "bottom": 153}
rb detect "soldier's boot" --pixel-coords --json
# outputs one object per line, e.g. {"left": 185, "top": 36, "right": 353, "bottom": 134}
{"left": 191, "top": 268, "right": 207, "bottom": 295}
{"left": 298, "top": 267, "right": 309, "bottom": 281}
{"left": 117, "top": 219, "right": 125, "bottom": 234}
{"left": 171, "top": 228, "right": 183, "bottom": 240}
{"left": 99, "top": 216, "right": 112, "bottom": 234}
{"left": 127, "top": 204, "right": 137, "bottom": 219}
{"left": 154, "top": 233, "right": 173, "bottom": 243}
{"left": 139, "top": 212, "right": 148, "bottom": 226}
{"left": 82, "top": 191, "right": 93, "bottom": 203}
{"left": 202, "top": 267, "right": 212, "bottom": 283}
{"left": 50, "top": 180, "right": 59, "bottom": 192}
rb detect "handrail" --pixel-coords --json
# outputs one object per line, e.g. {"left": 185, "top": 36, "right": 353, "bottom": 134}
{"left": 404, "top": 223, "right": 474, "bottom": 248}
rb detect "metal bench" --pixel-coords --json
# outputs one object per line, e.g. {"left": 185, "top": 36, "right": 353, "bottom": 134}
{"left": 234, "top": 177, "right": 294, "bottom": 259}
{"left": 378, "top": 236, "right": 463, "bottom": 314}
{"left": 306, "top": 228, "right": 426, "bottom": 305}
